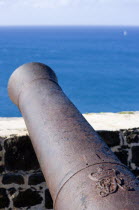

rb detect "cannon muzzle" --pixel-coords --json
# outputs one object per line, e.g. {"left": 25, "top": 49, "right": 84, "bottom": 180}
{"left": 8, "top": 62, "right": 139, "bottom": 210}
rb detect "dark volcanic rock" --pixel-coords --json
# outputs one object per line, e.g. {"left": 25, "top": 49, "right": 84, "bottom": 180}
{"left": 123, "top": 128, "right": 139, "bottom": 144}
{"left": 45, "top": 189, "right": 53, "bottom": 209}
{"left": 4, "top": 136, "right": 40, "bottom": 171}
{"left": 114, "top": 150, "right": 128, "bottom": 165}
{"left": 98, "top": 131, "right": 120, "bottom": 147}
{"left": 2, "top": 174, "right": 24, "bottom": 185}
{"left": 0, "top": 143, "right": 2, "bottom": 151}
{"left": 0, "top": 188, "right": 10, "bottom": 208}
{"left": 28, "top": 172, "right": 45, "bottom": 185}
{"left": 0, "top": 165, "right": 4, "bottom": 173}
{"left": 13, "top": 188, "right": 43, "bottom": 207}
{"left": 132, "top": 146, "right": 139, "bottom": 166}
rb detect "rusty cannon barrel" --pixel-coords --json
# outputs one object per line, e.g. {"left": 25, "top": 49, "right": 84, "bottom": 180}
{"left": 8, "top": 62, "right": 139, "bottom": 210}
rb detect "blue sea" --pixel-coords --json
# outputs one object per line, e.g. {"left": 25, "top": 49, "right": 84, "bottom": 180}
{"left": 0, "top": 26, "right": 139, "bottom": 117}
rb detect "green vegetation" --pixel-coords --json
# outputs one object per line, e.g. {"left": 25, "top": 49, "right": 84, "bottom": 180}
{"left": 84, "top": 111, "right": 135, "bottom": 114}
{"left": 118, "top": 111, "right": 134, "bottom": 114}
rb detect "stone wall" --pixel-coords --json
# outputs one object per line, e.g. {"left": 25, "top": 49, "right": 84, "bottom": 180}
{"left": 0, "top": 128, "right": 139, "bottom": 209}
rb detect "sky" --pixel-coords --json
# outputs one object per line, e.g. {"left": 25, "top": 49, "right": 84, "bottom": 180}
{"left": 0, "top": 0, "right": 139, "bottom": 26}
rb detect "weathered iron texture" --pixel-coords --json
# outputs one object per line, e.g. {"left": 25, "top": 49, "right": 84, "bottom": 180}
{"left": 8, "top": 62, "right": 139, "bottom": 210}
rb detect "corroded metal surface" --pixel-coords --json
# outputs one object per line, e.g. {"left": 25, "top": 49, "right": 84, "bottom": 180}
{"left": 8, "top": 62, "right": 139, "bottom": 210}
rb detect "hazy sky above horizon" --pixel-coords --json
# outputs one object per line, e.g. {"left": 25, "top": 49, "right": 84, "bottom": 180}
{"left": 0, "top": 0, "right": 139, "bottom": 26}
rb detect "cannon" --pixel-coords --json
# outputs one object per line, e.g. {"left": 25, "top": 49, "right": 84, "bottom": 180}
{"left": 8, "top": 62, "right": 139, "bottom": 210}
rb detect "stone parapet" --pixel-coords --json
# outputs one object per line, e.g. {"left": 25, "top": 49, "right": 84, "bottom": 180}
{"left": 0, "top": 114, "right": 139, "bottom": 209}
